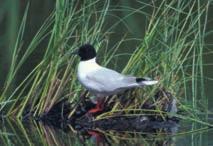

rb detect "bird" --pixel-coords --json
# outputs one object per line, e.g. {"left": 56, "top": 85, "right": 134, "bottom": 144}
{"left": 72, "top": 44, "right": 158, "bottom": 114}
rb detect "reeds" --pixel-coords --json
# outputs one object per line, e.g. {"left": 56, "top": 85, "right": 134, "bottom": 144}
{"left": 0, "top": 0, "right": 211, "bottom": 127}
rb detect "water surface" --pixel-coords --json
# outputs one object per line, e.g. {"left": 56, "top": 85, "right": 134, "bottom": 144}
{"left": 0, "top": 118, "right": 212, "bottom": 146}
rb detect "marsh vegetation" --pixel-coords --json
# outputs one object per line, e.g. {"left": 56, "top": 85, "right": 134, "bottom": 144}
{"left": 0, "top": 0, "right": 213, "bottom": 145}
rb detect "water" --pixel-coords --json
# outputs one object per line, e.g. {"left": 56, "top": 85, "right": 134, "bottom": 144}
{"left": 0, "top": 118, "right": 212, "bottom": 146}
{"left": 0, "top": 0, "right": 213, "bottom": 145}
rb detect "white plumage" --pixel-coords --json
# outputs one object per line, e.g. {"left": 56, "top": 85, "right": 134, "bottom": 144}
{"left": 77, "top": 57, "right": 158, "bottom": 98}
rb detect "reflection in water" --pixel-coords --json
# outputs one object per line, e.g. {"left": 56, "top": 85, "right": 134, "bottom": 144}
{"left": 0, "top": 119, "right": 177, "bottom": 146}
{"left": 0, "top": 117, "right": 190, "bottom": 146}
{"left": 0, "top": 118, "right": 212, "bottom": 146}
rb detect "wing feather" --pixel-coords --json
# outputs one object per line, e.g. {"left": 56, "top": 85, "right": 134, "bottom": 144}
{"left": 86, "top": 67, "right": 137, "bottom": 92}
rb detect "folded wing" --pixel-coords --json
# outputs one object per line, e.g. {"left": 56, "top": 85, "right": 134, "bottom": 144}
{"left": 86, "top": 67, "right": 138, "bottom": 92}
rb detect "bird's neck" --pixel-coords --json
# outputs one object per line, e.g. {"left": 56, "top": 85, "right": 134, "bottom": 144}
{"left": 82, "top": 57, "right": 96, "bottom": 63}
{"left": 78, "top": 57, "right": 100, "bottom": 73}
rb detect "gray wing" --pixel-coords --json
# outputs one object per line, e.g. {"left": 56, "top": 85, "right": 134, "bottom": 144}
{"left": 86, "top": 67, "right": 137, "bottom": 92}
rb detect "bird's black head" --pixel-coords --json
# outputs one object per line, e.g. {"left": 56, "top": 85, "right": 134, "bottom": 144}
{"left": 74, "top": 44, "right": 97, "bottom": 61}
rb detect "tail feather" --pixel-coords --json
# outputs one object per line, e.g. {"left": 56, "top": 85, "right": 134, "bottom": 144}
{"left": 136, "top": 77, "right": 158, "bottom": 86}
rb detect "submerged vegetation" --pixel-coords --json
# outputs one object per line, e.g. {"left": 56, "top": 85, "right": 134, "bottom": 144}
{"left": 0, "top": 0, "right": 212, "bottom": 134}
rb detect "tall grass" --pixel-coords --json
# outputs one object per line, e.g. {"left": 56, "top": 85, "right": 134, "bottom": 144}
{"left": 0, "top": 0, "right": 211, "bottom": 126}
{"left": 0, "top": 0, "right": 111, "bottom": 118}
{"left": 95, "top": 0, "right": 210, "bottom": 124}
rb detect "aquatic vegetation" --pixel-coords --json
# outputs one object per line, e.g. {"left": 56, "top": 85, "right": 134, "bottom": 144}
{"left": 0, "top": 0, "right": 211, "bottom": 131}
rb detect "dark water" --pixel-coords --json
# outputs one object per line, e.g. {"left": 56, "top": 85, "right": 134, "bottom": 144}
{"left": 0, "top": 118, "right": 212, "bottom": 146}
{"left": 0, "top": 0, "right": 213, "bottom": 145}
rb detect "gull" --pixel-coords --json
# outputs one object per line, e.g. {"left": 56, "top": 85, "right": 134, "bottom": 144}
{"left": 72, "top": 44, "right": 158, "bottom": 113}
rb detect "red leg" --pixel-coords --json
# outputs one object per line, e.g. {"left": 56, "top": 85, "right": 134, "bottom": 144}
{"left": 88, "top": 100, "right": 104, "bottom": 114}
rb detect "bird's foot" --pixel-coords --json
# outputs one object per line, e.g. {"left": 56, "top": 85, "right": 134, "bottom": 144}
{"left": 87, "top": 101, "right": 104, "bottom": 115}
{"left": 88, "top": 107, "right": 103, "bottom": 114}
{"left": 81, "top": 105, "right": 103, "bottom": 122}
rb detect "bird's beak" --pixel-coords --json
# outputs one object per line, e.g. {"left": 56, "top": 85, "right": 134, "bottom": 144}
{"left": 70, "top": 49, "right": 79, "bottom": 55}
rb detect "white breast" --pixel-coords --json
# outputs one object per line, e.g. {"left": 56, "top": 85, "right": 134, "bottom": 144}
{"left": 77, "top": 58, "right": 100, "bottom": 88}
